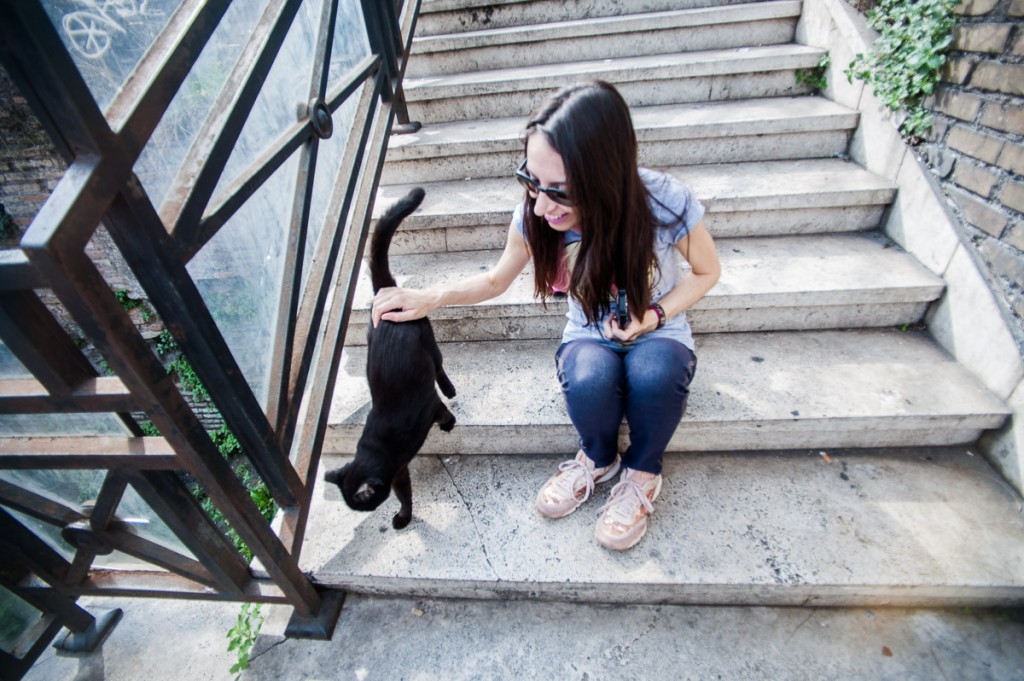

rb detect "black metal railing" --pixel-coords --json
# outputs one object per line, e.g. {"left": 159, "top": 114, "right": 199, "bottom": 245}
{"left": 0, "top": 0, "right": 419, "bottom": 675}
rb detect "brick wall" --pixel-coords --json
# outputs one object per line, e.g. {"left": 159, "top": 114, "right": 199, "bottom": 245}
{"left": 0, "top": 64, "right": 222, "bottom": 430}
{"left": 0, "top": 66, "right": 64, "bottom": 248}
{"left": 921, "top": 0, "right": 1024, "bottom": 338}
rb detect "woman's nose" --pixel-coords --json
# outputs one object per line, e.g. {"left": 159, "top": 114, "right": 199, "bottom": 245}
{"left": 533, "top": 192, "right": 556, "bottom": 215}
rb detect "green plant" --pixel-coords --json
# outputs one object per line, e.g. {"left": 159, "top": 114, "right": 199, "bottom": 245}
{"left": 212, "top": 423, "right": 243, "bottom": 459}
{"left": 191, "top": 424, "right": 278, "bottom": 562}
{"left": 796, "top": 54, "right": 831, "bottom": 91}
{"left": 226, "top": 602, "right": 264, "bottom": 679}
{"left": 0, "top": 203, "right": 17, "bottom": 240}
{"left": 114, "top": 289, "right": 154, "bottom": 322}
{"left": 139, "top": 421, "right": 161, "bottom": 436}
{"left": 845, "top": 0, "right": 957, "bottom": 142}
{"left": 155, "top": 329, "right": 177, "bottom": 356}
{"left": 155, "top": 330, "right": 212, "bottom": 401}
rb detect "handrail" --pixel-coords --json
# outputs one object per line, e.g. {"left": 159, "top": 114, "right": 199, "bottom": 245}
{"left": 0, "top": 0, "right": 422, "bottom": 671}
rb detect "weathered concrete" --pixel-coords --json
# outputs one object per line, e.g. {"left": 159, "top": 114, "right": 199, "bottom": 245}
{"left": 403, "top": 44, "right": 824, "bottom": 123}
{"left": 408, "top": 2, "right": 800, "bottom": 76}
{"left": 374, "top": 157, "right": 896, "bottom": 249}
{"left": 384, "top": 97, "right": 858, "bottom": 182}
{"left": 305, "top": 449, "right": 1024, "bottom": 606}
{"left": 344, "top": 232, "right": 944, "bottom": 342}
{"left": 797, "top": 0, "right": 1024, "bottom": 496}
{"left": 418, "top": 0, "right": 768, "bottom": 36}
{"left": 23, "top": 594, "right": 1024, "bottom": 681}
{"left": 326, "top": 331, "right": 1009, "bottom": 454}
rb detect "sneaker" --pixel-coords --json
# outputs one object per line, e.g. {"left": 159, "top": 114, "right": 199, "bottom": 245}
{"left": 594, "top": 469, "right": 662, "bottom": 551}
{"left": 536, "top": 450, "right": 621, "bottom": 519}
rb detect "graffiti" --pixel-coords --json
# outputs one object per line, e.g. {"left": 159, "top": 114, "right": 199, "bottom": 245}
{"left": 61, "top": 0, "right": 146, "bottom": 59}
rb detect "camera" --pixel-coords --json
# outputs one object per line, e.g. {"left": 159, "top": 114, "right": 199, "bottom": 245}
{"left": 616, "top": 288, "right": 629, "bottom": 328}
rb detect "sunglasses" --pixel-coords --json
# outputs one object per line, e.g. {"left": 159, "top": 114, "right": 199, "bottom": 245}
{"left": 515, "top": 160, "right": 572, "bottom": 206}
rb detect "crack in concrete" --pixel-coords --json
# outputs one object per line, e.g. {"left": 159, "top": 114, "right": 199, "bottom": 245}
{"left": 784, "top": 609, "right": 816, "bottom": 644}
{"left": 930, "top": 644, "right": 952, "bottom": 681}
{"left": 437, "top": 455, "right": 499, "bottom": 580}
{"left": 250, "top": 635, "right": 289, "bottom": 664}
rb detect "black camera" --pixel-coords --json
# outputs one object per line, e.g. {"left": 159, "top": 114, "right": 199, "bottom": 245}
{"left": 616, "top": 288, "right": 629, "bottom": 328}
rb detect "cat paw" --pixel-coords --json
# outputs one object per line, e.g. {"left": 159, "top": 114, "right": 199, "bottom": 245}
{"left": 392, "top": 512, "right": 411, "bottom": 530}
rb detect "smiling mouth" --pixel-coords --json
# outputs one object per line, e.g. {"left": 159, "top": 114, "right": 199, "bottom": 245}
{"left": 546, "top": 213, "right": 569, "bottom": 224}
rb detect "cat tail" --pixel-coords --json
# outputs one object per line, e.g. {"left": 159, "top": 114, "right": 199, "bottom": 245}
{"left": 370, "top": 187, "right": 426, "bottom": 292}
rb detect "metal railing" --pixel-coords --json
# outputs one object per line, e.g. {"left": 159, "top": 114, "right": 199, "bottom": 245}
{"left": 0, "top": 0, "right": 419, "bottom": 674}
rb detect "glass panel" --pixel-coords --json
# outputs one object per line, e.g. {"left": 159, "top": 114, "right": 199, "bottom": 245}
{"left": 301, "top": 84, "right": 361, "bottom": 292}
{"left": 0, "top": 470, "right": 195, "bottom": 563}
{"left": 42, "top": 0, "right": 183, "bottom": 113}
{"left": 0, "top": 469, "right": 104, "bottom": 512}
{"left": 210, "top": 0, "right": 324, "bottom": 202}
{"left": 0, "top": 341, "right": 127, "bottom": 436}
{"left": 0, "top": 587, "right": 44, "bottom": 656}
{"left": 4, "top": 505, "right": 77, "bottom": 561}
{"left": 104, "top": 480, "right": 192, "bottom": 557}
{"left": 327, "top": 0, "right": 370, "bottom": 85}
{"left": 186, "top": 150, "right": 302, "bottom": 408}
{"left": 134, "top": 0, "right": 270, "bottom": 210}
{"left": 0, "top": 340, "right": 30, "bottom": 378}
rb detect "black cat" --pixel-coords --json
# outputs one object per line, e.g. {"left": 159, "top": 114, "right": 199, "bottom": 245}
{"left": 324, "top": 187, "right": 456, "bottom": 529}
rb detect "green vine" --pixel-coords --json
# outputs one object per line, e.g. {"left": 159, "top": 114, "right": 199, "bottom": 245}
{"left": 156, "top": 329, "right": 211, "bottom": 401}
{"left": 114, "top": 289, "right": 154, "bottom": 322}
{"left": 227, "top": 602, "right": 264, "bottom": 679}
{"left": 796, "top": 54, "right": 831, "bottom": 92}
{"left": 845, "top": 0, "right": 957, "bottom": 142}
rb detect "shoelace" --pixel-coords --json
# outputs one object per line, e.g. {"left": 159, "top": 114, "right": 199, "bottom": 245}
{"left": 550, "top": 457, "right": 598, "bottom": 501}
{"left": 598, "top": 476, "right": 655, "bottom": 524}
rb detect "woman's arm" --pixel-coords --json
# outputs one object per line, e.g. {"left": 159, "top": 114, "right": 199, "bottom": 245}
{"left": 372, "top": 224, "right": 532, "bottom": 326}
{"left": 607, "top": 221, "right": 720, "bottom": 340}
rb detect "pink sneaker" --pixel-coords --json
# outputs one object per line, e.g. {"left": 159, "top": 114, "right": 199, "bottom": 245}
{"left": 536, "top": 450, "right": 621, "bottom": 519}
{"left": 594, "top": 469, "right": 662, "bottom": 550}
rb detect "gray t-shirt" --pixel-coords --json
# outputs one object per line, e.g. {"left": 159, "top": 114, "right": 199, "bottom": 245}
{"left": 512, "top": 168, "right": 705, "bottom": 350}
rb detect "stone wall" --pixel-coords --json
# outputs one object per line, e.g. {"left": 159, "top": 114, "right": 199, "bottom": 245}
{"left": 921, "top": 0, "right": 1024, "bottom": 343}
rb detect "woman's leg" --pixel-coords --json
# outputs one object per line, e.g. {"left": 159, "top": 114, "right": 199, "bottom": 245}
{"left": 620, "top": 339, "right": 696, "bottom": 474}
{"left": 555, "top": 340, "right": 625, "bottom": 468}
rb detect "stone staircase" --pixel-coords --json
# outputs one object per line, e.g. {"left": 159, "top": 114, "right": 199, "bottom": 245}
{"left": 301, "top": 0, "right": 1023, "bottom": 607}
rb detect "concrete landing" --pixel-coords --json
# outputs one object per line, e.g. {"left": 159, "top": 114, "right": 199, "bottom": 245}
{"left": 303, "top": 448, "right": 1024, "bottom": 607}
{"left": 23, "top": 595, "right": 1024, "bottom": 681}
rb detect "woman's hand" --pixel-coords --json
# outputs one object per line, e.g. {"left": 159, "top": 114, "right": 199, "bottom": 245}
{"left": 371, "top": 287, "right": 440, "bottom": 327}
{"left": 603, "top": 307, "right": 660, "bottom": 344}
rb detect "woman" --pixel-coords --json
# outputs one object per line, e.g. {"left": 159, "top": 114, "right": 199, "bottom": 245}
{"left": 372, "top": 81, "right": 720, "bottom": 550}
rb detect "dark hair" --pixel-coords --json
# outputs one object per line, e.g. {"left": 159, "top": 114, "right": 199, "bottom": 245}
{"left": 522, "top": 80, "right": 657, "bottom": 325}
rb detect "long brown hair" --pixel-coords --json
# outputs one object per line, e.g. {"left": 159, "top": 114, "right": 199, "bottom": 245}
{"left": 522, "top": 81, "right": 657, "bottom": 326}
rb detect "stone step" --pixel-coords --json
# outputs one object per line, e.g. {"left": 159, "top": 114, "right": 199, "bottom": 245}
{"left": 345, "top": 232, "right": 945, "bottom": 343}
{"left": 404, "top": 43, "right": 825, "bottom": 124}
{"left": 303, "top": 447, "right": 1024, "bottom": 607}
{"left": 418, "top": 0, "right": 777, "bottom": 36}
{"left": 384, "top": 96, "right": 858, "bottom": 184}
{"left": 325, "top": 330, "right": 1009, "bottom": 455}
{"left": 408, "top": 1, "right": 801, "bottom": 76}
{"left": 374, "top": 158, "right": 896, "bottom": 254}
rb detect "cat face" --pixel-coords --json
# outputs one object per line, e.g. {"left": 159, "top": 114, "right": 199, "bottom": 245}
{"left": 325, "top": 463, "right": 390, "bottom": 511}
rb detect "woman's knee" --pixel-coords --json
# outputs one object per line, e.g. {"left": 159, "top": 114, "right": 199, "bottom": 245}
{"left": 626, "top": 340, "right": 696, "bottom": 394}
{"left": 556, "top": 341, "right": 623, "bottom": 392}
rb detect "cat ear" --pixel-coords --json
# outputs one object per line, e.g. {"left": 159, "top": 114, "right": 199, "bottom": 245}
{"left": 324, "top": 463, "right": 350, "bottom": 486}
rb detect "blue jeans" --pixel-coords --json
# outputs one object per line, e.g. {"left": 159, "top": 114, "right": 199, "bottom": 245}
{"left": 555, "top": 338, "right": 697, "bottom": 475}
